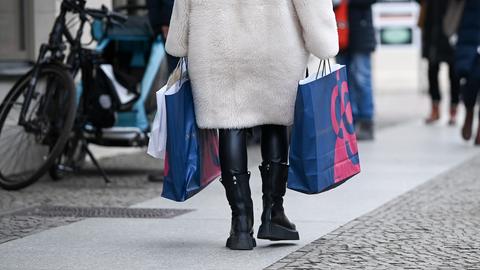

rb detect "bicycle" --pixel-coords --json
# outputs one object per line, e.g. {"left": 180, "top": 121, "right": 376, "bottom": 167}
{"left": 0, "top": 0, "right": 127, "bottom": 190}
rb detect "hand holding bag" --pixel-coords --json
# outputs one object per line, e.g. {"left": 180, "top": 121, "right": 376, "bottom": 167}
{"left": 288, "top": 60, "right": 361, "bottom": 194}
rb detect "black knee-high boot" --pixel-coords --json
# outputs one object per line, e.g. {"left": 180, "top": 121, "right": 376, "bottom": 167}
{"left": 257, "top": 125, "right": 299, "bottom": 241}
{"left": 257, "top": 162, "right": 299, "bottom": 240}
{"left": 221, "top": 172, "right": 256, "bottom": 250}
{"left": 219, "top": 129, "right": 255, "bottom": 250}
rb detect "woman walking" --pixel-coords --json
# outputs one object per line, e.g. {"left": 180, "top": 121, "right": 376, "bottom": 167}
{"left": 456, "top": 0, "right": 480, "bottom": 144}
{"left": 419, "top": 0, "right": 461, "bottom": 125}
{"left": 165, "top": 0, "right": 338, "bottom": 250}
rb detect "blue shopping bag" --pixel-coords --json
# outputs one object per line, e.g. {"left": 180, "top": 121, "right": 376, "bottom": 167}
{"left": 162, "top": 73, "right": 221, "bottom": 202}
{"left": 288, "top": 63, "right": 361, "bottom": 194}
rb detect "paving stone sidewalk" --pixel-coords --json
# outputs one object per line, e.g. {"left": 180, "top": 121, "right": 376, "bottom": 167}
{"left": 0, "top": 152, "right": 163, "bottom": 244}
{"left": 267, "top": 154, "right": 480, "bottom": 270}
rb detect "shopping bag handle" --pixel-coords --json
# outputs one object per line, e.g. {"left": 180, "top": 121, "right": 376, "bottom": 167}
{"left": 316, "top": 59, "right": 332, "bottom": 80}
{"left": 306, "top": 59, "right": 332, "bottom": 80}
{"left": 166, "top": 57, "right": 189, "bottom": 89}
{"left": 179, "top": 57, "right": 188, "bottom": 77}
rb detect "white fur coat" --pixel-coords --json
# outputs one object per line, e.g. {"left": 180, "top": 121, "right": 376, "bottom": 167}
{"left": 166, "top": 0, "right": 339, "bottom": 129}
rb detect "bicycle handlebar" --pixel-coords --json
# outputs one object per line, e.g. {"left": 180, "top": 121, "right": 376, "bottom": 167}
{"left": 61, "top": 0, "right": 127, "bottom": 24}
{"left": 109, "top": 12, "right": 128, "bottom": 24}
{"left": 85, "top": 6, "right": 128, "bottom": 24}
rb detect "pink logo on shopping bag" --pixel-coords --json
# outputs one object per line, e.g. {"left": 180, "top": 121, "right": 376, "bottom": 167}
{"left": 330, "top": 71, "right": 360, "bottom": 183}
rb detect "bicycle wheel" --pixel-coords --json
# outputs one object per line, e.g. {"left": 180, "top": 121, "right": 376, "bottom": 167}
{"left": 0, "top": 64, "right": 76, "bottom": 190}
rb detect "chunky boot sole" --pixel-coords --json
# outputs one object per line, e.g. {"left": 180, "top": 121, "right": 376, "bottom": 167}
{"left": 257, "top": 222, "right": 299, "bottom": 241}
{"left": 226, "top": 233, "right": 256, "bottom": 250}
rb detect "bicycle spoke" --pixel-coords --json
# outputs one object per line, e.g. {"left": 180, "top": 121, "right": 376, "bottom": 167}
{"left": 0, "top": 131, "right": 25, "bottom": 153}
{"left": 0, "top": 133, "right": 27, "bottom": 178}
{"left": 13, "top": 135, "right": 36, "bottom": 179}
{"left": 0, "top": 127, "right": 30, "bottom": 148}
{"left": 2, "top": 132, "right": 46, "bottom": 180}
{"left": 0, "top": 97, "right": 42, "bottom": 180}
{"left": 0, "top": 133, "right": 25, "bottom": 147}
{"left": 0, "top": 125, "right": 23, "bottom": 135}
{"left": 5, "top": 104, "right": 23, "bottom": 123}
{"left": 17, "top": 134, "right": 34, "bottom": 178}
{"left": 1, "top": 101, "right": 23, "bottom": 107}
{"left": 9, "top": 135, "right": 28, "bottom": 178}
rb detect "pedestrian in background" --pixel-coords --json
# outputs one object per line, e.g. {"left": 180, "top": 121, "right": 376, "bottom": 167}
{"left": 146, "top": 0, "right": 179, "bottom": 73}
{"left": 455, "top": 0, "right": 480, "bottom": 145}
{"left": 418, "top": 0, "right": 460, "bottom": 125}
{"left": 334, "top": 0, "right": 377, "bottom": 141}
{"left": 166, "top": 0, "right": 339, "bottom": 250}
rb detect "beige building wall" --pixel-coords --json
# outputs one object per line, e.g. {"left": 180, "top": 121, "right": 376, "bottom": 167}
{"left": 29, "top": 0, "right": 57, "bottom": 60}
{"left": 0, "top": 0, "right": 113, "bottom": 62}
{"left": 0, "top": 1, "right": 25, "bottom": 59}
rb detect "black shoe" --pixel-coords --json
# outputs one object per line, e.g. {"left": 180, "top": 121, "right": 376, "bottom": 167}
{"left": 356, "top": 120, "right": 375, "bottom": 141}
{"left": 221, "top": 172, "right": 256, "bottom": 250}
{"left": 257, "top": 162, "right": 299, "bottom": 241}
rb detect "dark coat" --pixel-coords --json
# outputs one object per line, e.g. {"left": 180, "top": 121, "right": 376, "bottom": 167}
{"left": 455, "top": 0, "right": 480, "bottom": 78}
{"left": 146, "top": 0, "right": 174, "bottom": 35}
{"left": 421, "top": 0, "right": 453, "bottom": 63}
{"left": 347, "top": 0, "right": 377, "bottom": 53}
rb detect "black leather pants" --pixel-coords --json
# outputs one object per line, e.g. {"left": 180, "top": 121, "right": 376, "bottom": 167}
{"left": 260, "top": 125, "right": 288, "bottom": 164}
{"left": 219, "top": 125, "right": 288, "bottom": 175}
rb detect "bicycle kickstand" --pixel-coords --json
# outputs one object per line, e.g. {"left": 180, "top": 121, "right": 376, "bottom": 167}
{"left": 82, "top": 144, "right": 111, "bottom": 184}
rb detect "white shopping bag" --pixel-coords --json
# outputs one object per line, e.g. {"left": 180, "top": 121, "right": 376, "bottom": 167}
{"left": 147, "top": 85, "right": 168, "bottom": 158}
{"left": 147, "top": 59, "right": 188, "bottom": 159}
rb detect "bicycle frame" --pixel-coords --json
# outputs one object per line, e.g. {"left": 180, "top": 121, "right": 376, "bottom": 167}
{"left": 18, "top": 0, "right": 89, "bottom": 127}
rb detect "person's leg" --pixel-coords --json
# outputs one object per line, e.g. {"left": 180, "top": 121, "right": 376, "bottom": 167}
{"left": 469, "top": 76, "right": 480, "bottom": 144}
{"left": 428, "top": 61, "right": 442, "bottom": 101}
{"left": 448, "top": 61, "right": 461, "bottom": 125}
{"left": 426, "top": 61, "right": 441, "bottom": 123}
{"left": 260, "top": 125, "right": 288, "bottom": 164}
{"left": 336, "top": 53, "right": 359, "bottom": 120}
{"left": 465, "top": 63, "right": 480, "bottom": 144}
{"left": 257, "top": 125, "right": 299, "bottom": 241}
{"left": 348, "top": 53, "right": 375, "bottom": 140}
{"left": 218, "top": 129, "right": 255, "bottom": 250}
{"left": 219, "top": 129, "right": 248, "bottom": 175}
{"left": 476, "top": 102, "right": 480, "bottom": 145}
{"left": 349, "top": 52, "right": 374, "bottom": 121}
{"left": 461, "top": 76, "right": 478, "bottom": 141}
